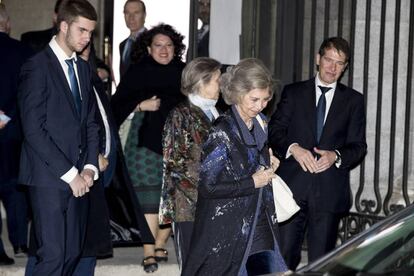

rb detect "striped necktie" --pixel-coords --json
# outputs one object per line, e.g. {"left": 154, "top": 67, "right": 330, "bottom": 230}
{"left": 316, "top": 86, "right": 332, "bottom": 142}
{"left": 65, "top": 58, "right": 82, "bottom": 115}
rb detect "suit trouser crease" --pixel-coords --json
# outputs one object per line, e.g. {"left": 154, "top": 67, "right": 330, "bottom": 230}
{"left": 279, "top": 191, "right": 341, "bottom": 270}
{"left": 29, "top": 186, "right": 88, "bottom": 276}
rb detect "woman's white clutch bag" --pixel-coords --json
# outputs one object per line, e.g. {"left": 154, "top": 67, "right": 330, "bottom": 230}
{"left": 272, "top": 175, "right": 300, "bottom": 222}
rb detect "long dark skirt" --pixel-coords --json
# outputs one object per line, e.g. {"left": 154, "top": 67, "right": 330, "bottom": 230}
{"left": 105, "top": 137, "right": 155, "bottom": 246}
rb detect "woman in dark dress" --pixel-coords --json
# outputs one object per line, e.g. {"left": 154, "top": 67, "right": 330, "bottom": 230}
{"left": 182, "top": 58, "right": 288, "bottom": 276}
{"left": 111, "top": 24, "right": 186, "bottom": 273}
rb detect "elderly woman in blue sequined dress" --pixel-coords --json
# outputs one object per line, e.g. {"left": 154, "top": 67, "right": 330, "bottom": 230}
{"left": 182, "top": 58, "right": 288, "bottom": 276}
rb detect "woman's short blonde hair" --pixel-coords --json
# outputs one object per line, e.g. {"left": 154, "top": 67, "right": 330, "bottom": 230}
{"left": 181, "top": 57, "right": 221, "bottom": 96}
{"left": 220, "top": 58, "right": 274, "bottom": 105}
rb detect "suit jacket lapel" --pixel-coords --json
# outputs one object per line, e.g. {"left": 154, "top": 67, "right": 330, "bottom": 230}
{"left": 320, "top": 83, "right": 347, "bottom": 143}
{"left": 46, "top": 47, "right": 80, "bottom": 119}
{"left": 76, "top": 60, "right": 89, "bottom": 121}
{"left": 303, "top": 78, "right": 318, "bottom": 142}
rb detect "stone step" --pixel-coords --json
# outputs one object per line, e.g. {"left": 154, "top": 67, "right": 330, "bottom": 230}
{"left": 0, "top": 246, "right": 180, "bottom": 276}
{"left": 0, "top": 264, "right": 180, "bottom": 276}
{"left": 0, "top": 220, "right": 308, "bottom": 276}
{"left": 0, "top": 216, "right": 180, "bottom": 276}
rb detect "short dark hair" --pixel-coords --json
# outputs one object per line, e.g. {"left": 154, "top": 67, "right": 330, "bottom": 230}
{"left": 131, "top": 23, "right": 186, "bottom": 63}
{"left": 124, "top": 0, "right": 146, "bottom": 14}
{"left": 318, "top": 37, "right": 350, "bottom": 62}
{"left": 54, "top": 0, "right": 64, "bottom": 14}
{"left": 57, "top": 0, "right": 97, "bottom": 27}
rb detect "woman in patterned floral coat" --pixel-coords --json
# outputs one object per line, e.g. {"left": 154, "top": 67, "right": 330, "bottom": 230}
{"left": 182, "top": 59, "right": 288, "bottom": 276}
{"left": 159, "top": 57, "right": 221, "bottom": 269}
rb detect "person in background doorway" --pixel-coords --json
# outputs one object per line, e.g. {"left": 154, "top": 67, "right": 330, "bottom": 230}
{"left": 117, "top": 0, "right": 147, "bottom": 151}
{"left": 196, "top": 0, "right": 210, "bottom": 57}
{"left": 119, "top": 0, "right": 146, "bottom": 78}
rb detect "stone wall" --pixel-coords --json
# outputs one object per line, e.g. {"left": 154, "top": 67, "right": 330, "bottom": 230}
{"left": 3, "top": 0, "right": 103, "bottom": 56}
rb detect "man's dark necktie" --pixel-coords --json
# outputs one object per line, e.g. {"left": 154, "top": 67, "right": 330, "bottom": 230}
{"left": 316, "top": 86, "right": 332, "bottom": 142}
{"left": 65, "top": 58, "right": 82, "bottom": 115}
{"left": 122, "top": 37, "right": 133, "bottom": 64}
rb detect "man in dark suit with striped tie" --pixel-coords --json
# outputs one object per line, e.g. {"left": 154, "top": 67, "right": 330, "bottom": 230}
{"left": 119, "top": 0, "right": 146, "bottom": 78}
{"left": 269, "top": 37, "right": 367, "bottom": 270}
{"left": 18, "top": 1, "right": 99, "bottom": 275}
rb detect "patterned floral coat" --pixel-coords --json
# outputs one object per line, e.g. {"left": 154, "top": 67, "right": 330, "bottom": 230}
{"left": 159, "top": 101, "right": 212, "bottom": 224}
{"left": 182, "top": 106, "right": 287, "bottom": 276}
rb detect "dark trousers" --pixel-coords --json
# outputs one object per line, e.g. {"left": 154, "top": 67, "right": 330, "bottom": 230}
{"left": 29, "top": 186, "right": 89, "bottom": 276}
{"left": 26, "top": 256, "right": 96, "bottom": 276}
{"left": 0, "top": 178, "right": 28, "bottom": 253}
{"left": 246, "top": 250, "right": 278, "bottom": 276}
{"left": 279, "top": 196, "right": 341, "bottom": 270}
{"left": 172, "top": 221, "right": 193, "bottom": 270}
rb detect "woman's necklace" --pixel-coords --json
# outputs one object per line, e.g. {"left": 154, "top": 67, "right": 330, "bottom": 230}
{"left": 235, "top": 105, "right": 253, "bottom": 130}
{"left": 246, "top": 119, "right": 253, "bottom": 130}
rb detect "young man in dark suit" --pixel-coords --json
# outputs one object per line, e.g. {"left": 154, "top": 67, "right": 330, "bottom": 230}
{"left": 0, "top": 3, "right": 32, "bottom": 265}
{"left": 269, "top": 37, "right": 367, "bottom": 270}
{"left": 18, "top": 1, "right": 99, "bottom": 275}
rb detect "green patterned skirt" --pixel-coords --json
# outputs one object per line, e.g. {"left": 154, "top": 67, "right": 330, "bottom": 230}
{"left": 124, "top": 112, "right": 163, "bottom": 214}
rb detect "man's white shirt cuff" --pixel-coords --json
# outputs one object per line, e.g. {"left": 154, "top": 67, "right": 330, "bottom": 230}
{"left": 84, "top": 164, "right": 99, "bottom": 180}
{"left": 286, "top": 143, "right": 299, "bottom": 159}
{"left": 61, "top": 166, "right": 78, "bottom": 184}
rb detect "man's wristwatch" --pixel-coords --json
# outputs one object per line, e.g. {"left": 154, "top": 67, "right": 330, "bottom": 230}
{"left": 334, "top": 150, "right": 342, "bottom": 165}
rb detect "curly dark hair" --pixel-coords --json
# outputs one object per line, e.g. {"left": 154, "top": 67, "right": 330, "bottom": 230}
{"left": 131, "top": 23, "right": 185, "bottom": 64}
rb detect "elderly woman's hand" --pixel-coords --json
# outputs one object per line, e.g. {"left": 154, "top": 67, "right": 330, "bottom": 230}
{"left": 0, "top": 110, "right": 7, "bottom": 130}
{"left": 0, "top": 120, "right": 6, "bottom": 130}
{"left": 98, "top": 154, "right": 109, "bottom": 172}
{"left": 269, "top": 148, "right": 280, "bottom": 172}
{"left": 252, "top": 167, "right": 276, "bottom": 188}
{"left": 135, "top": 95, "right": 161, "bottom": 112}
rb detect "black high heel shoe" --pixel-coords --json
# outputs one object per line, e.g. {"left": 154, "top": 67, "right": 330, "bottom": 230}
{"left": 141, "top": 256, "right": 158, "bottom": 273}
{"left": 154, "top": 248, "right": 168, "bottom": 262}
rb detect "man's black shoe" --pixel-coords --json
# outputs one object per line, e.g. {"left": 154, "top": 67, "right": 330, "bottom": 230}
{"left": 0, "top": 252, "right": 15, "bottom": 265}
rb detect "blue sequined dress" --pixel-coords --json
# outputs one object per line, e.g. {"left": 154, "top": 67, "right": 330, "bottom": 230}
{"left": 182, "top": 106, "right": 287, "bottom": 276}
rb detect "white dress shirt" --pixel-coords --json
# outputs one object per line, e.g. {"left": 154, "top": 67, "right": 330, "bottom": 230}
{"left": 314, "top": 73, "right": 337, "bottom": 124}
